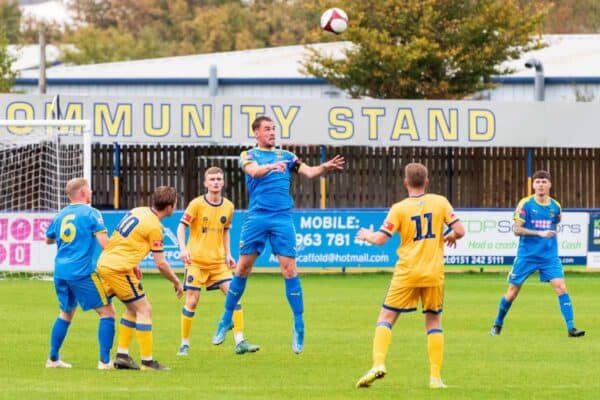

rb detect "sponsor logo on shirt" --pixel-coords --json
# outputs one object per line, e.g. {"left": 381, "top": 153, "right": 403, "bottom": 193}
{"left": 382, "top": 221, "right": 394, "bottom": 231}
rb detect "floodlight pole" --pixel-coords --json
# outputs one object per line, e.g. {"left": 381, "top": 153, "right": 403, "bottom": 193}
{"left": 524, "top": 58, "right": 545, "bottom": 196}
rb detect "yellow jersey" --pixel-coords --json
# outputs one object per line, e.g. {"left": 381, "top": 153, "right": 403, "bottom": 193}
{"left": 97, "top": 207, "right": 164, "bottom": 272}
{"left": 379, "top": 193, "right": 458, "bottom": 287}
{"left": 180, "top": 195, "right": 233, "bottom": 268}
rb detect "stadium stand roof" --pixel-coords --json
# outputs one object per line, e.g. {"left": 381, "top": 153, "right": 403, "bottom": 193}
{"left": 16, "top": 42, "right": 348, "bottom": 84}
{"left": 15, "top": 35, "right": 600, "bottom": 84}
{"left": 492, "top": 34, "right": 600, "bottom": 84}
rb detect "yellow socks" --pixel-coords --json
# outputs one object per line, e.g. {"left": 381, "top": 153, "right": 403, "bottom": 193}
{"left": 373, "top": 322, "right": 393, "bottom": 367}
{"left": 427, "top": 329, "right": 444, "bottom": 379}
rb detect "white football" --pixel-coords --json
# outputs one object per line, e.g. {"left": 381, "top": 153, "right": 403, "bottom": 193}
{"left": 320, "top": 8, "right": 348, "bottom": 34}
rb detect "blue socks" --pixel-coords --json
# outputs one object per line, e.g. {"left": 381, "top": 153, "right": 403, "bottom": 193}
{"left": 49, "top": 317, "right": 71, "bottom": 361}
{"left": 285, "top": 276, "right": 304, "bottom": 333}
{"left": 558, "top": 293, "right": 575, "bottom": 330}
{"left": 222, "top": 275, "right": 247, "bottom": 324}
{"left": 494, "top": 296, "right": 513, "bottom": 327}
{"left": 98, "top": 317, "right": 115, "bottom": 364}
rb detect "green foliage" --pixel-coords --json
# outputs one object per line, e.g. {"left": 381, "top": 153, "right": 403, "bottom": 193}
{"left": 0, "top": 29, "right": 16, "bottom": 93}
{"left": 304, "top": 0, "right": 548, "bottom": 99}
{"left": 1, "top": 273, "right": 599, "bottom": 399}
{"left": 0, "top": 0, "right": 21, "bottom": 43}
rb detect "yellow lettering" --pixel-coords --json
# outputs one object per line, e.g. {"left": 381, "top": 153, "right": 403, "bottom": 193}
{"left": 7, "top": 102, "right": 34, "bottom": 134}
{"left": 329, "top": 108, "right": 353, "bottom": 140}
{"left": 222, "top": 105, "right": 232, "bottom": 138}
{"left": 44, "top": 103, "right": 83, "bottom": 134}
{"left": 241, "top": 106, "right": 265, "bottom": 137}
{"left": 144, "top": 104, "right": 170, "bottom": 137}
{"left": 362, "top": 108, "right": 385, "bottom": 140}
{"left": 469, "top": 109, "right": 495, "bottom": 141}
{"left": 391, "top": 109, "right": 418, "bottom": 140}
{"left": 95, "top": 104, "right": 132, "bottom": 137}
{"left": 271, "top": 106, "right": 299, "bottom": 139}
{"left": 182, "top": 104, "right": 211, "bottom": 137}
{"left": 429, "top": 109, "right": 457, "bottom": 141}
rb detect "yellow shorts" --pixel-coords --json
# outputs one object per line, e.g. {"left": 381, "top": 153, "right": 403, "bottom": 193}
{"left": 97, "top": 266, "right": 145, "bottom": 303}
{"left": 184, "top": 264, "right": 232, "bottom": 291}
{"left": 383, "top": 283, "right": 444, "bottom": 314}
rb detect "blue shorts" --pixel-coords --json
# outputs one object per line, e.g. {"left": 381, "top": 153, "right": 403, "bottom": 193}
{"left": 240, "top": 210, "right": 296, "bottom": 257}
{"left": 54, "top": 272, "right": 111, "bottom": 312}
{"left": 508, "top": 257, "right": 564, "bottom": 286}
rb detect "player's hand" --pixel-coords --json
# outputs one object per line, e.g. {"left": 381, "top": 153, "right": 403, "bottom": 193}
{"left": 538, "top": 230, "right": 556, "bottom": 238}
{"left": 323, "top": 154, "right": 345, "bottom": 171}
{"left": 180, "top": 248, "right": 192, "bottom": 265}
{"left": 444, "top": 232, "right": 458, "bottom": 248}
{"left": 133, "top": 266, "right": 142, "bottom": 280}
{"left": 174, "top": 281, "right": 184, "bottom": 299}
{"left": 356, "top": 227, "right": 374, "bottom": 242}
{"left": 226, "top": 255, "right": 236, "bottom": 270}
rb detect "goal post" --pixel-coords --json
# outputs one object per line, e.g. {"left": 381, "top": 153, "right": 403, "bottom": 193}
{"left": 0, "top": 119, "right": 92, "bottom": 211}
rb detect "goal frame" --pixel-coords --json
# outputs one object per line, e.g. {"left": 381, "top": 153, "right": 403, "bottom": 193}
{"left": 0, "top": 119, "right": 92, "bottom": 184}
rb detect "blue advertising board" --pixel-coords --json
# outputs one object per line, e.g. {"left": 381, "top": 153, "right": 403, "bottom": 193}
{"left": 97, "top": 209, "right": 589, "bottom": 270}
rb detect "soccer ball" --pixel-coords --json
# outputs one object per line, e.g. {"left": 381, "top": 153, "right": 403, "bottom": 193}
{"left": 320, "top": 8, "right": 348, "bottom": 34}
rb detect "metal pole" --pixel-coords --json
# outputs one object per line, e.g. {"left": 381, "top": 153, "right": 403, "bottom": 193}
{"left": 38, "top": 29, "right": 47, "bottom": 94}
{"left": 113, "top": 142, "right": 120, "bottom": 209}
{"left": 208, "top": 64, "right": 218, "bottom": 96}
{"left": 524, "top": 58, "right": 544, "bottom": 196}
{"left": 319, "top": 145, "right": 327, "bottom": 209}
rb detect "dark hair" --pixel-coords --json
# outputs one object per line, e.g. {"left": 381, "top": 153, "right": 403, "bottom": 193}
{"left": 152, "top": 186, "right": 177, "bottom": 210}
{"left": 532, "top": 170, "right": 551, "bottom": 181}
{"left": 252, "top": 115, "right": 272, "bottom": 131}
{"left": 405, "top": 162, "right": 428, "bottom": 188}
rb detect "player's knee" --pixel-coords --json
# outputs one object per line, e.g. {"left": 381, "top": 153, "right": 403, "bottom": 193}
{"left": 186, "top": 296, "right": 199, "bottom": 310}
{"left": 97, "top": 304, "right": 115, "bottom": 318}
{"left": 59, "top": 309, "right": 75, "bottom": 321}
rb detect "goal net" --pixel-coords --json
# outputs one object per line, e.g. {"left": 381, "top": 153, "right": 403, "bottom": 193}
{"left": 0, "top": 119, "right": 91, "bottom": 278}
{"left": 0, "top": 119, "right": 91, "bottom": 211}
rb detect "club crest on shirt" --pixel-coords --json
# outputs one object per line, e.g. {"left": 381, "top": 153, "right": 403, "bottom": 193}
{"left": 220, "top": 216, "right": 227, "bottom": 224}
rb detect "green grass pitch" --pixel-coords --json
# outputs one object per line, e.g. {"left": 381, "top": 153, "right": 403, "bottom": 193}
{"left": 1, "top": 272, "right": 599, "bottom": 400}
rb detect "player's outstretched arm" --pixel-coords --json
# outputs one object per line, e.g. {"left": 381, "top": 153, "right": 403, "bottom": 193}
{"left": 153, "top": 252, "right": 184, "bottom": 298}
{"left": 356, "top": 227, "right": 389, "bottom": 246}
{"left": 298, "top": 154, "right": 345, "bottom": 179}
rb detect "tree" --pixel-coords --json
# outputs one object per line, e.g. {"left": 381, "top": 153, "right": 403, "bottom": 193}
{"left": 0, "top": 0, "right": 21, "bottom": 43}
{"left": 0, "top": 29, "right": 16, "bottom": 92}
{"left": 303, "top": 0, "right": 548, "bottom": 99}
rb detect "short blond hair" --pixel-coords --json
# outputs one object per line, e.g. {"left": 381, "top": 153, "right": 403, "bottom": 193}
{"left": 205, "top": 166, "right": 224, "bottom": 178}
{"left": 405, "top": 163, "right": 428, "bottom": 188}
{"left": 65, "top": 178, "right": 89, "bottom": 200}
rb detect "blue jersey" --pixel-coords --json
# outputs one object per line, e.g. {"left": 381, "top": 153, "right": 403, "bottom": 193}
{"left": 46, "top": 203, "right": 107, "bottom": 279}
{"left": 240, "top": 147, "right": 302, "bottom": 212}
{"left": 513, "top": 195, "right": 561, "bottom": 260}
